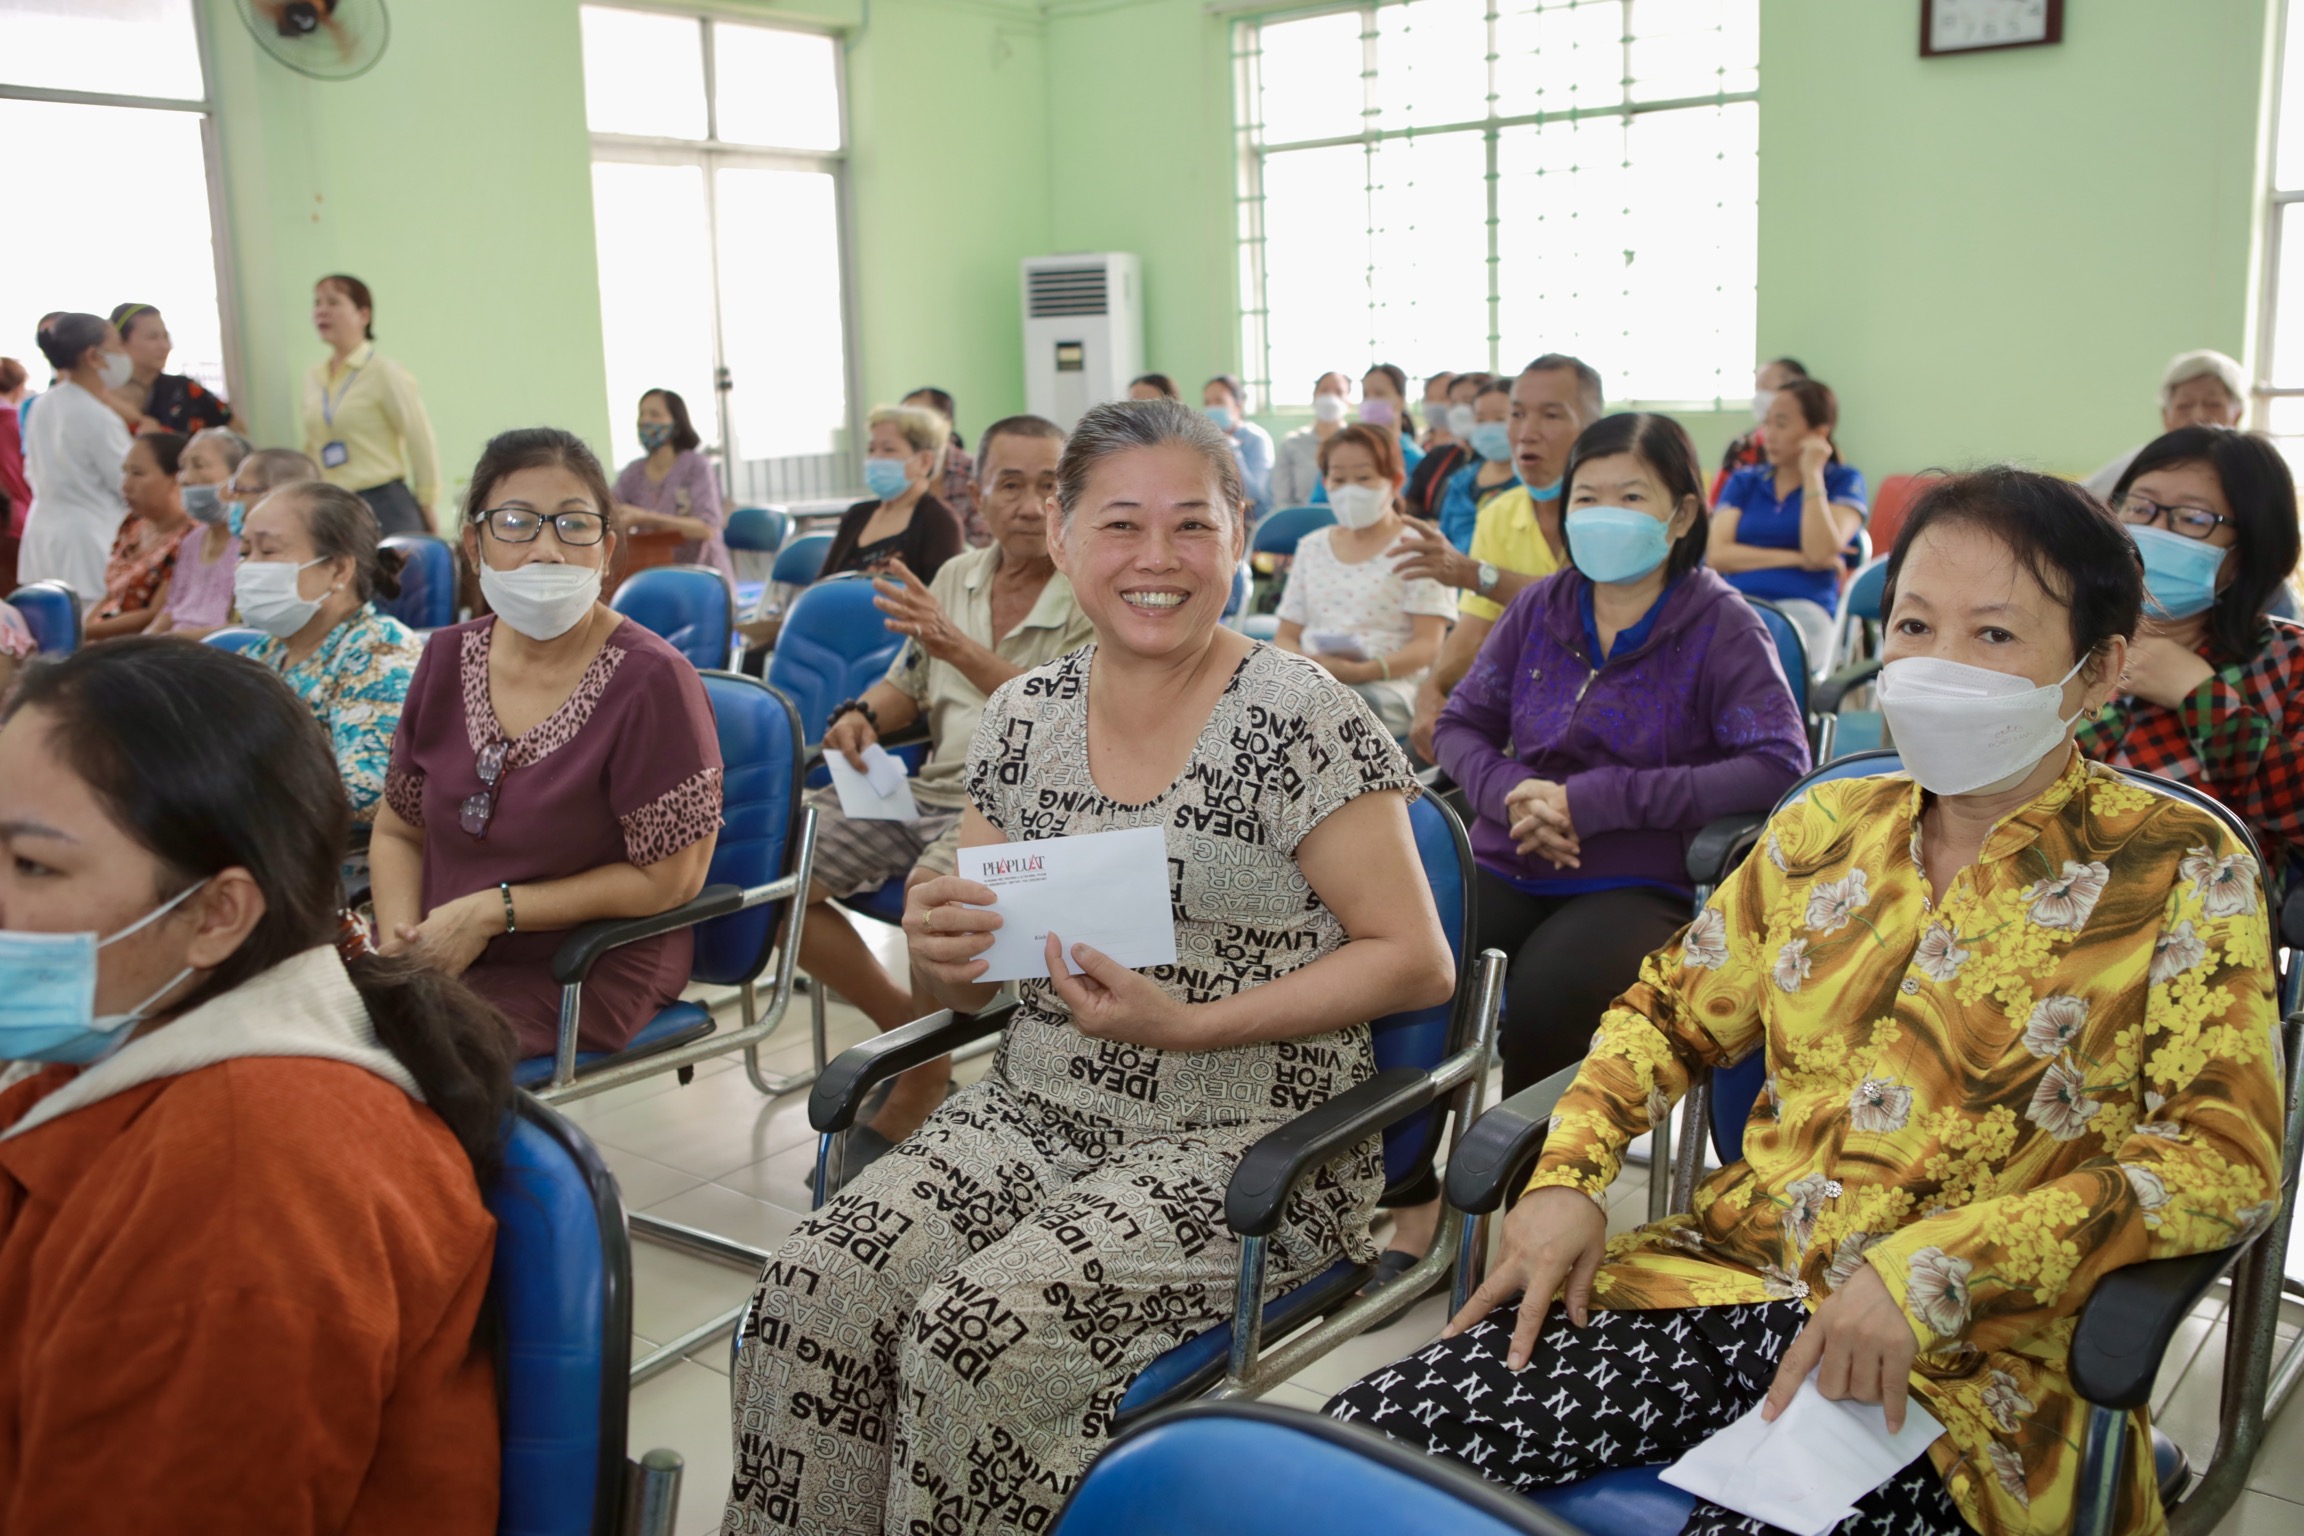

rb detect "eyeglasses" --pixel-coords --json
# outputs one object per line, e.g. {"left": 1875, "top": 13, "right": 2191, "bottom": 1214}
{"left": 461, "top": 739, "right": 508, "bottom": 839}
{"left": 477, "top": 506, "right": 607, "bottom": 545}
{"left": 2111, "top": 492, "right": 2231, "bottom": 542}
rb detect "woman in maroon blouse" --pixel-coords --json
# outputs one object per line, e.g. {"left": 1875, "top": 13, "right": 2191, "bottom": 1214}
{"left": 371, "top": 427, "right": 724, "bottom": 1058}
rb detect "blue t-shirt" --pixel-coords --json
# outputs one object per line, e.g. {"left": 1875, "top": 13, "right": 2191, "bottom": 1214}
{"left": 1439, "top": 460, "right": 1519, "bottom": 552}
{"left": 1577, "top": 576, "right": 1673, "bottom": 667}
{"left": 1716, "top": 461, "right": 1869, "bottom": 613}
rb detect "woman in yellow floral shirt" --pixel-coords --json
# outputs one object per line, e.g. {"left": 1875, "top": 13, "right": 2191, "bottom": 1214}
{"left": 1330, "top": 468, "right": 2285, "bottom": 1536}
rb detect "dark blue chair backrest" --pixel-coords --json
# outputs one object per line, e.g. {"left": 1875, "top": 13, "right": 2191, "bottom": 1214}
{"left": 610, "top": 564, "right": 734, "bottom": 671}
{"left": 770, "top": 532, "right": 834, "bottom": 585}
{"left": 1251, "top": 505, "right": 1336, "bottom": 559}
{"left": 1742, "top": 597, "right": 1809, "bottom": 715}
{"left": 201, "top": 626, "right": 267, "bottom": 654}
{"left": 1705, "top": 749, "right": 1904, "bottom": 1163}
{"left": 767, "top": 575, "right": 902, "bottom": 745}
{"left": 693, "top": 671, "right": 805, "bottom": 986}
{"left": 1050, "top": 1402, "right": 1573, "bottom": 1536}
{"left": 488, "top": 1093, "right": 629, "bottom": 1536}
{"left": 7, "top": 581, "right": 78, "bottom": 654}
{"left": 379, "top": 534, "right": 459, "bottom": 630}
{"left": 1369, "top": 792, "right": 1475, "bottom": 1189}
{"left": 1844, "top": 556, "right": 1890, "bottom": 625}
{"left": 725, "top": 506, "right": 789, "bottom": 554}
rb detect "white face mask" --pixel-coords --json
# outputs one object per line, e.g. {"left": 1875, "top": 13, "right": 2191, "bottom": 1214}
{"left": 100, "top": 351, "right": 134, "bottom": 390}
{"left": 1876, "top": 655, "right": 2089, "bottom": 797}
{"left": 1447, "top": 403, "right": 1477, "bottom": 438}
{"left": 1328, "top": 482, "right": 1391, "bottom": 530}
{"left": 1751, "top": 389, "right": 1775, "bottom": 424}
{"left": 234, "top": 557, "right": 329, "bottom": 637}
{"left": 481, "top": 560, "right": 601, "bottom": 641}
{"left": 1311, "top": 393, "right": 1349, "bottom": 425}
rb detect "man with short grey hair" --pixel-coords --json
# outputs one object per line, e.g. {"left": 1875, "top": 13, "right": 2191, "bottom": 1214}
{"left": 2083, "top": 348, "right": 2249, "bottom": 500}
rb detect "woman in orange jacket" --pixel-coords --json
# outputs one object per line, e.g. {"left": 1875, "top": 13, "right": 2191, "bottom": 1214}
{"left": 0, "top": 637, "right": 516, "bottom": 1531}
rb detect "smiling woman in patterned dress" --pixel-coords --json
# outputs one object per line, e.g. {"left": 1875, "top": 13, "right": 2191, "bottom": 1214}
{"left": 722, "top": 397, "right": 1458, "bottom": 1536}
{"left": 1328, "top": 468, "right": 2284, "bottom": 1536}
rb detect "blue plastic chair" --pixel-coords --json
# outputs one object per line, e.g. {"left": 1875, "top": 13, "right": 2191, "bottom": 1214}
{"left": 6, "top": 580, "right": 78, "bottom": 654}
{"left": 1251, "top": 505, "right": 1336, "bottom": 562}
{"left": 766, "top": 575, "right": 902, "bottom": 748}
{"left": 725, "top": 506, "right": 789, "bottom": 554}
{"left": 1818, "top": 556, "right": 1891, "bottom": 755}
{"left": 788, "top": 794, "right": 1507, "bottom": 1424}
{"left": 609, "top": 565, "right": 735, "bottom": 673}
{"left": 490, "top": 1091, "right": 682, "bottom": 1536}
{"left": 1049, "top": 1401, "right": 1578, "bottom": 1536}
{"left": 201, "top": 626, "right": 268, "bottom": 653}
{"left": 770, "top": 532, "right": 834, "bottom": 587}
{"left": 1740, "top": 597, "right": 1830, "bottom": 762}
{"left": 521, "top": 671, "right": 814, "bottom": 1098}
{"left": 379, "top": 534, "right": 459, "bottom": 631}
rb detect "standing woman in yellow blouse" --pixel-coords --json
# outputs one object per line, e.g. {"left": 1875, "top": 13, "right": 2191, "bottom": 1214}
{"left": 1332, "top": 469, "right": 2284, "bottom": 1536}
{"left": 302, "top": 275, "right": 441, "bottom": 537}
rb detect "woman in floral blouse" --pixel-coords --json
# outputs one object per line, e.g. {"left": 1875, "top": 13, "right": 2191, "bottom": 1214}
{"left": 1331, "top": 468, "right": 2285, "bottom": 1536}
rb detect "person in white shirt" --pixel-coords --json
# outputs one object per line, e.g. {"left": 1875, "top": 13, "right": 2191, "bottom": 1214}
{"left": 2083, "top": 348, "right": 2248, "bottom": 501}
{"left": 1274, "top": 423, "right": 1456, "bottom": 737}
{"left": 20, "top": 313, "right": 134, "bottom": 611}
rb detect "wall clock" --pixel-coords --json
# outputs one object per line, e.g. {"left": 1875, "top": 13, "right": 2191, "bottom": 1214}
{"left": 1922, "top": 0, "right": 2064, "bottom": 57}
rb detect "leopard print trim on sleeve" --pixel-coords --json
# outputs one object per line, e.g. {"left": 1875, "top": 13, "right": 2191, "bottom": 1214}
{"left": 621, "top": 766, "right": 725, "bottom": 866}
{"left": 384, "top": 765, "right": 426, "bottom": 829}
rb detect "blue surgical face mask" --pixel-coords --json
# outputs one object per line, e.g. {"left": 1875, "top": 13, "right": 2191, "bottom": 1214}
{"left": 1566, "top": 505, "right": 1673, "bottom": 585}
{"left": 2129, "top": 524, "right": 2229, "bottom": 620}
{"left": 0, "top": 880, "right": 207, "bottom": 1065}
{"left": 863, "top": 456, "right": 913, "bottom": 501}
{"left": 225, "top": 496, "right": 248, "bottom": 537}
{"left": 1468, "top": 422, "right": 1513, "bottom": 462}
{"left": 1526, "top": 476, "right": 1563, "bottom": 500}
{"left": 1204, "top": 404, "right": 1237, "bottom": 431}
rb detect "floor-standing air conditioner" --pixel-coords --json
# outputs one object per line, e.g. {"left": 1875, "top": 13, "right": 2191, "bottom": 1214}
{"left": 1022, "top": 253, "right": 1142, "bottom": 429}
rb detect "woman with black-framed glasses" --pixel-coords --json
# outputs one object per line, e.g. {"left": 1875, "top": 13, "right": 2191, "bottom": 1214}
{"left": 369, "top": 427, "right": 724, "bottom": 1058}
{"left": 2080, "top": 424, "right": 2304, "bottom": 897}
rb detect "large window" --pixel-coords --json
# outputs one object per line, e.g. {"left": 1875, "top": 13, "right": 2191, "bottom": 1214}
{"left": 579, "top": 5, "right": 853, "bottom": 500}
{"left": 0, "top": 0, "right": 235, "bottom": 406}
{"left": 2259, "top": 0, "right": 2304, "bottom": 463}
{"left": 1235, "top": 0, "right": 1758, "bottom": 409}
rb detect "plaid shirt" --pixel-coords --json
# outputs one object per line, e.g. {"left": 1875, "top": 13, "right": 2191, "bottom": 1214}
{"left": 2077, "top": 617, "right": 2304, "bottom": 895}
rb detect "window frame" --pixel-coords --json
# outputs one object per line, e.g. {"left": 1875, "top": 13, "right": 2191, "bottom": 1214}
{"left": 2257, "top": 0, "right": 2304, "bottom": 423}
{"left": 0, "top": 4, "right": 245, "bottom": 415}
{"left": 582, "top": 5, "right": 860, "bottom": 501}
{"left": 1231, "top": 0, "right": 1760, "bottom": 411}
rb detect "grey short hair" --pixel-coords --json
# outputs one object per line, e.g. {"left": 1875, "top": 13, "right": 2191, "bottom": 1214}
{"left": 2160, "top": 349, "right": 2248, "bottom": 409}
{"left": 188, "top": 426, "right": 252, "bottom": 472}
{"left": 1054, "top": 398, "right": 1246, "bottom": 528}
{"left": 1523, "top": 353, "right": 1606, "bottom": 422}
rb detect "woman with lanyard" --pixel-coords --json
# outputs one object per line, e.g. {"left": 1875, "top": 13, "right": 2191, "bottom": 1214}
{"left": 302, "top": 274, "right": 442, "bottom": 538}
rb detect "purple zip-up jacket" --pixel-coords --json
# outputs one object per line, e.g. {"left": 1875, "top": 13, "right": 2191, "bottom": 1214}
{"left": 1435, "top": 565, "right": 1811, "bottom": 891}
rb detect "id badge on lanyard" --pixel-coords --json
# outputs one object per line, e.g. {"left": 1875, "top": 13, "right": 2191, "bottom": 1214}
{"left": 321, "top": 361, "right": 363, "bottom": 471}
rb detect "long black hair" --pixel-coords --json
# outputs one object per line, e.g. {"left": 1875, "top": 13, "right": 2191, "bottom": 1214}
{"left": 2111, "top": 425, "right": 2300, "bottom": 661}
{"left": 2, "top": 640, "right": 515, "bottom": 1187}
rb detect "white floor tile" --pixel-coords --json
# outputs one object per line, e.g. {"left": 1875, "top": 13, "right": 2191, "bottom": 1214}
{"left": 598, "top": 1147, "right": 705, "bottom": 1212}
{"left": 1282, "top": 1291, "right": 1450, "bottom": 1400}
{"left": 2242, "top": 1359, "right": 2304, "bottom": 1502}
{"left": 581, "top": 1066, "right": 820, "bottom": 1184}
{"left": 643, "top": 1180, "right": 806, "bottom": 1257}
{"left": 1262, "top": 1382, "right": 1335, "bottom": 1416}
{"left": 626, "top": 1358, "right": 736, "bottom": 1536}
{"left": 631, "top": 1242, "right": 758, "bottom": 1346}
{"left": 2211, "top": 1489, "right": 2304, "bottom": 1536}
{"left": 717, "top": 1141, "right": 823, "bottom": 1213}
{"left": 2152, "top": 1308, "right": 2223, "bottom": 1415}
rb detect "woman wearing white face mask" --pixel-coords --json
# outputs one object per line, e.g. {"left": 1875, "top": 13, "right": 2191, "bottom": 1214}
{"left": 18, "top": 313, "right": 134, "bottom": 609}
{"left": 1274, "top": 424, "right": 1455, "bottom": 737}
{"left": 1272, "top": 370, "right": 1354, "bottom": 510}
{"left": 2078, "top": 425, "right": 2304, "bottom": 900}
{"left": 1335, "top": 468, "right": 2285, "bottom": 1536}
{"left": 1201, "top": 373, "right": 1274, "bottom": 522}
{"left": 236, "top": 482, "right": 424, "bottom": 829}
{"left": 370, "top": 428, "right": 723, "bottom": 1060}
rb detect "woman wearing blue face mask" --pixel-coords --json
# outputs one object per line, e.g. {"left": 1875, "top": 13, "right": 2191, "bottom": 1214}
{"left": 1435, "top": 378, "right": 1522, "bottom": 552}
{"left": 819, "top": 402, "right": 965, "bottom": 586}
{"left": 2080, "top": 425, "right": 2304, "bottom": 897}
{"left": 610, "top": 388, "right": 733, "bottom": 581}
{"left": 1201, "top": 373, "right": 1274, "bottom": 522}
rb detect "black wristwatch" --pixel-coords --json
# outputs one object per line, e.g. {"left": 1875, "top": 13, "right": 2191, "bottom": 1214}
{"left": 828, "top": 697, "right": 880, "bottom": 732}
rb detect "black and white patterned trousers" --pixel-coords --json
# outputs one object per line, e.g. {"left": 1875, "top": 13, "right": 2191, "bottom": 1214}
{"left": 1327, "top": 1300, "right": 1972, "bottom": 1536}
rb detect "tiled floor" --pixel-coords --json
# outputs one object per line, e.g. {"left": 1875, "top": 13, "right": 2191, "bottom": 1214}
{"left": 595, "top": 942, "right": 2304, "bottom": 1535}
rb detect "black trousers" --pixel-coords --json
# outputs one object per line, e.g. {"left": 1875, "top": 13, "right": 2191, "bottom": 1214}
{"left": 1328, "top": 1300, "right": 1971, "bottom": 1536}
{"left": 1380, "top": 874, "right": 1688, "bottom": 1212}
{"left": 356, "top": 478, "right": 429, "bottom": 538}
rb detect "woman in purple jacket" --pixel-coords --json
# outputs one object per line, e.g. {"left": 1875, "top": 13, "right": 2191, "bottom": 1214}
{"left": 1362, "top": 413, "right": 1810, "bottom": 1297}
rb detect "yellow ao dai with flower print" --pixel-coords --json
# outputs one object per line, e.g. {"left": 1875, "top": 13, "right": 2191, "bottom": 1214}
{"left": 1526, "top": 752, "right": 2284, "bottom": 1536}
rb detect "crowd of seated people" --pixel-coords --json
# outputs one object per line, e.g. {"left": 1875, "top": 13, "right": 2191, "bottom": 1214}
{"left": 3, "top": 293, "right": 2296, "bottom": 1536}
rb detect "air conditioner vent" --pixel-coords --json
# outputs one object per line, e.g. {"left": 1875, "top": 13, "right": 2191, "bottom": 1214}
{"left": 1027, "top": 265, "right": 1110, "bottom": 318}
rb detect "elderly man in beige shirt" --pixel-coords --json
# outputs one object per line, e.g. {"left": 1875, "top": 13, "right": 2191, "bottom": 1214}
{"left": 800, "top": 412, "right": 1094, "bottom": 1157}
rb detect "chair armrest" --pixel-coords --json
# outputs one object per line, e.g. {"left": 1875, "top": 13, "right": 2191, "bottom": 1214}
{"left": 1687, "top": 814, "right": 1764, "bottom": 889}
{"left": 1812, "top": 657, "right": 1882, "bottom": 716}
{"left": 808, "top": 1002, "right": 1016, "bottom": 1134}
{"left": 1225, "top": 1067, "right": 1441, "bottom": 1238}
{"left": 550, "top": 883, "right": 748, "bottom": 986}
{"left": 802, "top": 721, "right": 933, "bottom": 779}
{"left": 1443, "top": 1066, "right": 1583, "bottom": 1215}
{"left": 2068, "top": 1245, "right": 2246, "bottom": 1410}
